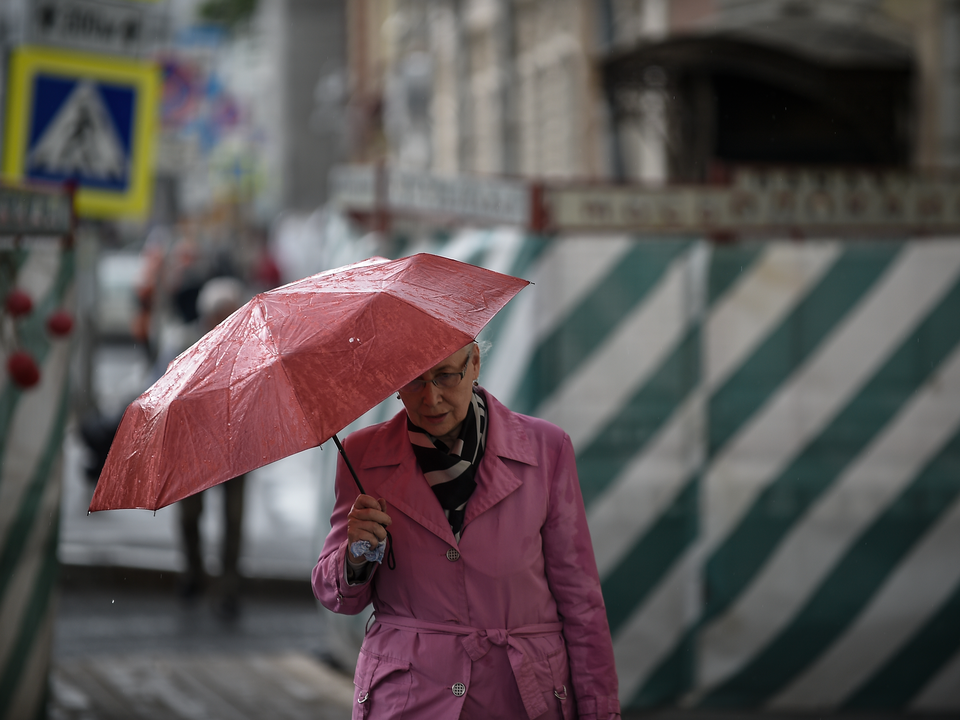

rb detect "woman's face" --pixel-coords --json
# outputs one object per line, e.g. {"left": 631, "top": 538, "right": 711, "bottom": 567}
{"left": 399, "top": 344, "right": 480, "bottom": 446}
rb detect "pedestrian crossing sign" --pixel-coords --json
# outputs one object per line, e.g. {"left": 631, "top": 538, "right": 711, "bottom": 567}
{"left": 2, "top": 46, "right": 160, "bottom": 218}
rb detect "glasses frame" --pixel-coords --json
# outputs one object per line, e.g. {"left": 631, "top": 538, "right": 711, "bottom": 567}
{"left": 399, "top": 354, "right": 471, "bottom": 394}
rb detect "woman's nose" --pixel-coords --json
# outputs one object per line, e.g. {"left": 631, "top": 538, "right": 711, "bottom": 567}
{"left": 422, "top": 382, "right": 442, "bottom": 406}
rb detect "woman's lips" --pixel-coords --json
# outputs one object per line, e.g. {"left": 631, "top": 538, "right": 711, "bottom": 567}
{"left": 422, "top": 412, "right": 448, "bottom": 424}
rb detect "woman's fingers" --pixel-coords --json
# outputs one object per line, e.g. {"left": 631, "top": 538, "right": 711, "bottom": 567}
{"left": 351, "top": 494, "right": 392, "bottom": 527}
{"left": 351, "top": 518, "right": 387, "bottom": 543}
{"left": 347, "top": 495, "right": 392, "bottom": 557}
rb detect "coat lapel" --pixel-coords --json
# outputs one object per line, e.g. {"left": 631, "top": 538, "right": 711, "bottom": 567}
{"left": 359, "top": 391, "right": 539, "bottom": 541}
{"left": 462, "top": 390, "right": 538, "bottom": 527}
{"left": 361, "top": 413, "right": 456, "bottom": 545}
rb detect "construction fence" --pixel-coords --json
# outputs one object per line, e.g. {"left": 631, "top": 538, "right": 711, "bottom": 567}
{"left": 318, "top": 225, "right": 960, "bottom": 713}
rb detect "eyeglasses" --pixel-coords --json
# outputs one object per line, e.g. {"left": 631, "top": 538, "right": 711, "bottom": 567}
{"left": 399, "top": 355, "right": 470, "bottom": 394}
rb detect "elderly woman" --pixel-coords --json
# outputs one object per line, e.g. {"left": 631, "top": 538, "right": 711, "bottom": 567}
{"left": 313, "top": 341, "right": 620, "bottom": 719}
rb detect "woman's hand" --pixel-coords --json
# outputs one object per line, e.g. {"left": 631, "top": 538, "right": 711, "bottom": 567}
{"left": 347, "top": 494, "right": 392, "bottom": 561}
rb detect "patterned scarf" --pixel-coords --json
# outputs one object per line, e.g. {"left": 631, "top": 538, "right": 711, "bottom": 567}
{"left": 407, "top": 391, "right": 487, "bottom": 542}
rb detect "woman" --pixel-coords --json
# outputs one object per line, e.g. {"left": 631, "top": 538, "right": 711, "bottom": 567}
{"left": 313, "top": 342, "right": 620, "bottom": 719}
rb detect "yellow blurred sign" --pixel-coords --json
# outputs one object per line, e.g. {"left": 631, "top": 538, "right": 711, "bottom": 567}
{"left": 2, "top": 46, "right": 160, "bottom": 219}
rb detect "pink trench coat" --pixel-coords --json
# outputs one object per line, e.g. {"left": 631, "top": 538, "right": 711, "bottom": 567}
{"left": 313, "top": 389, "right": 620, "bottom": 720}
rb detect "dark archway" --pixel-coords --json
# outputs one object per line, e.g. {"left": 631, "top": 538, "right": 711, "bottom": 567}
{"left": 603, "top": 36, "right": 912, "bottom": 181}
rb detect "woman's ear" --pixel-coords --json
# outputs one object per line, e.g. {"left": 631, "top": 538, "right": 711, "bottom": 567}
{"left": 471, "top": 342, "right": 481, "bottom": 376}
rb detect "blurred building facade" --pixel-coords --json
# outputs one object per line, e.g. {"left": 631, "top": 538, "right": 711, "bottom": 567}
{"left": 346, "top": 0, "right": 960, "bottom": 182}
{"left": 260, "top": 0, "right": 348, "bottom": 212}
{"left": 155, "top": 0, "right": 348, "bottom": 220}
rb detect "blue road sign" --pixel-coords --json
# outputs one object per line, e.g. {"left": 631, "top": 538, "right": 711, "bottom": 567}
{"left": 4, "top": 47, "right": 159, "bottom": 218}
{"left": 26, "top": 74, "right": 135, "bottom": 192}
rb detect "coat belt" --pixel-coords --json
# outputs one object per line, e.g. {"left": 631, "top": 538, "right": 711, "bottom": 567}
{"left": 373, "top": 613, "right": 564, "bottom": 719}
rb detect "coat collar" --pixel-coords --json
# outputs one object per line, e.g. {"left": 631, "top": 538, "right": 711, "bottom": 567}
{"left": 360, "top": 389, "right": 538, "bottom": 544}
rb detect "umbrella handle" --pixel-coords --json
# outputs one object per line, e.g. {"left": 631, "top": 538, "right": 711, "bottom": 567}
{"left": 333, "top": 434, "right": 396, "bottom": 570}
{"left": 333, "top": 435, "right": 365, "bottom": 495}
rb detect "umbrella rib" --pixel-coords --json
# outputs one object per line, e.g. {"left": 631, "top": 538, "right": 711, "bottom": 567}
{"left": 152, "top": 403, "right": 172, "bottom": 510}
{"left": 257, "top": 295, "right": 323, "bottom": 447}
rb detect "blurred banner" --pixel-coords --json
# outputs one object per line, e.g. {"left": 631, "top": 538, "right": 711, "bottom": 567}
{"left": 545, "top": 169, "right": 960, "bottom": 234}
{"left": 0, "top": 183, "right": 75, "bottom": 719}
{"left": 312, "top": 219, "right": 960, "bottom": 713}
{"left": 332, "top": 164, "right": 960, "bottom": 237}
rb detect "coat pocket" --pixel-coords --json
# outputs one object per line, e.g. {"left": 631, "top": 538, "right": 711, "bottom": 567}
{"left": 353, "top": 649, "right": 412, "bottom": 719}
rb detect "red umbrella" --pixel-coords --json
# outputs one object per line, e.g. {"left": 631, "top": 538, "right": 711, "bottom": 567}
{"left": 89, "top": 254, "right": 529, "bottom": 512}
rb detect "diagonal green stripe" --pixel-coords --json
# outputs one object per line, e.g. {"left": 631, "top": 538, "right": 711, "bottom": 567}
{"left": 577, "top": 327, "right": 700, "bottom": 507}
{"left": 701, "top": 425, "right": 960, "bottom": 707}
{"left": 0, "top": 247, "right": 74, "bottom": 481}
{"left": 461, "top": 238, "right": 490, "bottom": 269}
{"left": 709, "top": 244, "right": 900, "bottom": 455}
{"left": 708, "top": 244, "right": 765, "bottom": 307}
{"left": 0, "top": 376, "right": 71, "bottom": 605}
{"left": 477, "top": 235, "right": 548, "bottom": 348}
{"left": 0, "top": 250, "right": 30, "bottom": 296}
{"left": 0, "top": 250, "right": 33, "bottom": 477}
{"left": 505, "top": 234, "right": 549, "bottom": 279}
{"left": 0, "top": 513, "right": 59, "bottom": 717}
{"left": 843, "top": 573, "right": 960, "bottom": 709}
{"left": 391, "top": 232, "right": 416, "bottom": 258}
{"left": 602, "top": 478, "right": 698, "bottom": 634}
{"left": 703, "top": 277, "right": 960, "bottom": 627}
{"left": 513, "top": 240, "right": 692, "bottom": 416}
{"left": 431, "top": 228, "right": 453, "bottom": 247}
{"left": 0, "top": 387, "right": 22, "bottom": 483}
{"left": 629, "top": 625, "right": 697, "bottom": 708}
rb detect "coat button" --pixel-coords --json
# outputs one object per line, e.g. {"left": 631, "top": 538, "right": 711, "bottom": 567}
{"left": 452, "top": 682, "right": 466, "bottom": 697}
{"left": 446, "top": 548, "right": 460, "bottom": 562}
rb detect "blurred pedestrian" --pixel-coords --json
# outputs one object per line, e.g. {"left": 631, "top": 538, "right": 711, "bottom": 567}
{"left": 178, "top": 277, "right": 247, "bottom": 620}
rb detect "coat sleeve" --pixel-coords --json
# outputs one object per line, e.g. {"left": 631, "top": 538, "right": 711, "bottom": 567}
{"left": 311, "top": 444, "right": 379, "bottom": 615}
{"left": 541, "top": 431, "right": 621, "bottom": 720}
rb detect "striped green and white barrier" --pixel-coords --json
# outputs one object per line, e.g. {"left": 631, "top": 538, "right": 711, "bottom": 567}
{"left": 490, "top": 235, "right": 960, "bottom": 713}
{"left": 317, "top": 222, "right": 960, "bottom": 712}
{"left": 0, "top": 243, "right": 74, "bottom": 720}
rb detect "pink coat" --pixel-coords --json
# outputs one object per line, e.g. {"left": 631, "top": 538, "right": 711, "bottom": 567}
{"left": 313, "top": 389, "right": 620, "bottom": 719}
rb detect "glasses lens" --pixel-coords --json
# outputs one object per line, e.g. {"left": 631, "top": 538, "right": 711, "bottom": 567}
{"left": 400, "top": 379, "right": 425, "bottom": 393}
{"left": 435, "top": 373, "right": 461, "bottom": 388}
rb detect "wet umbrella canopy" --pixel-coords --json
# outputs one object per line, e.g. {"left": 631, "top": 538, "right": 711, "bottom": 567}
{"left": 89, "top": 254, "right": 529, "bottom": 512}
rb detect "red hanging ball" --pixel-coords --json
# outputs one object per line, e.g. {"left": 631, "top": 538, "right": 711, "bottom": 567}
{"left": 7, "top": 351, "right": 41, "bottom": 388}
{"left": 47, "top": 310, "right": 74, "bottom": 336}
{"left": 5, "top": 289, "right": 33, "bottom": 317}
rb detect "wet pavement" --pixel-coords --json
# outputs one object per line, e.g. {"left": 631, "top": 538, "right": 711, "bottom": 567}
{"left": 50, "top": 566, "right": 355, "bottom": 719}
{"left": 53, "top": 567, "right": 327, "bottom": 661}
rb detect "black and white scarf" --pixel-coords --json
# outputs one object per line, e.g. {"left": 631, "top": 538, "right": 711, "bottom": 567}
{"left": 407, "top": 391, "right": 487, "bottom": 542}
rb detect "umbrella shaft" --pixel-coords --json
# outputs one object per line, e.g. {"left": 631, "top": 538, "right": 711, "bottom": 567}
{"left": 333, "top": 435, "right": 366, "bottom": 495}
